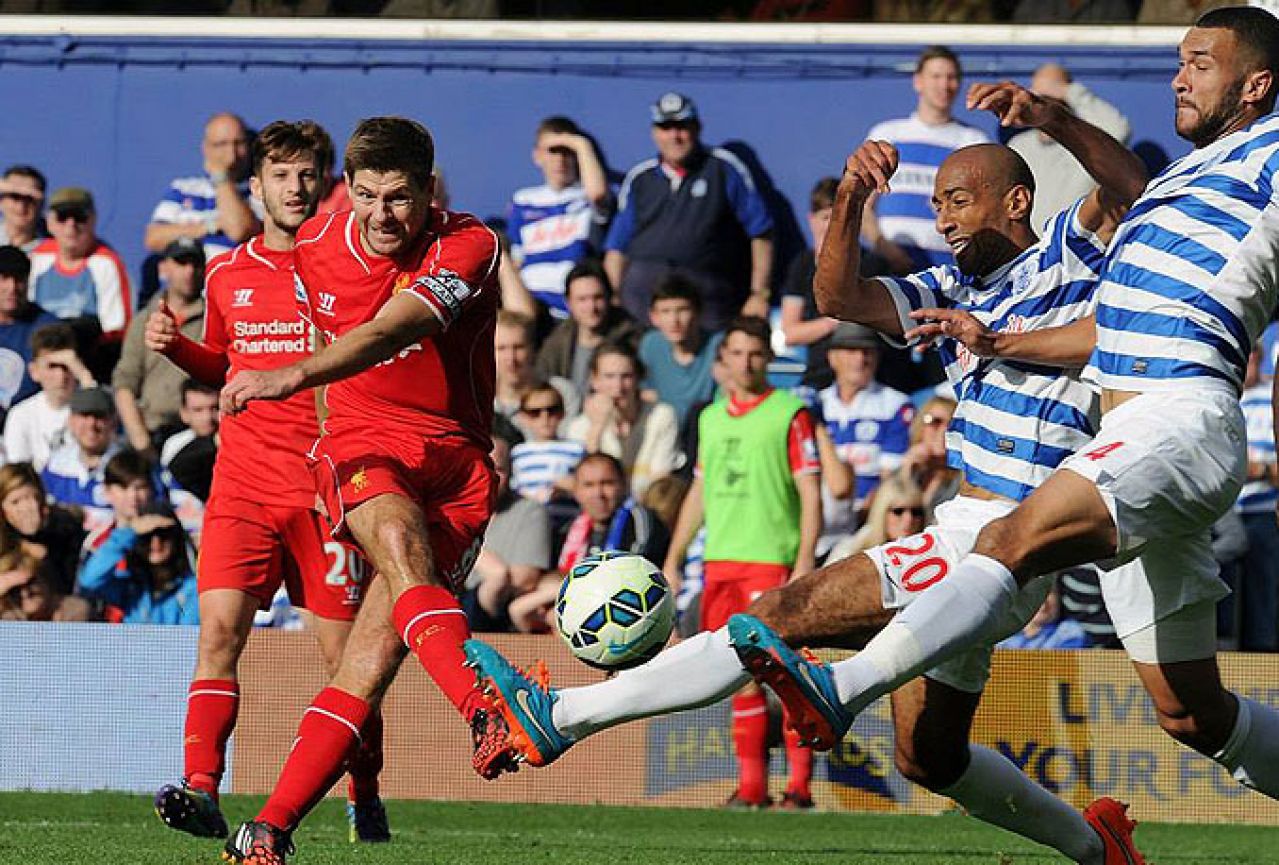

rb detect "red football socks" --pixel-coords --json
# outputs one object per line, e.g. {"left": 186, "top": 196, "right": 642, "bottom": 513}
{"left": 183, "top": 678, "right": 240, "bottom": 798}
{"left": 347, "top": 709, "right": 384, "bottom": 805}
{"left": 732, "top": 691, "right": 770, "bottom": 804}
{"left": 391, "top": 584, "right": 482, "bottom": 718}
{"left": 257, "top": 687, "right": 371, "bottom": 831}
{"left": 783, "top": 723, "right": 813, "bottom": 801}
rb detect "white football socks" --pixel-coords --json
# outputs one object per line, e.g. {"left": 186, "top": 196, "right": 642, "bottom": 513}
{"left": 552, "top": 629, "right": 750, "bottom": 742}
{"left": 941, "top": 745, "right": 1104, "bottom": 865}
{"left": 832, "top": 554, "right": 1020, "bottom": 716}
{"left": 1214, "top": 694, "right": 1279, "bottom": 799}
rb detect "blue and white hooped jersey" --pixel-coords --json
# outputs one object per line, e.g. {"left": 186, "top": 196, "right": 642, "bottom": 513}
{"left": 868, "top": 115, "right": 990, "bottom": 269}
{"left": 508, "top": 182, "right": 606, "bottom": 316}
{"left": 877, "top": 199, "right": 1106, "bottom": 502}
{"left": 1261, "top": 321, "right": 1279, "bottom": 378}
{"left": 816, "top": 381, "right": 913, "bottom": 534}
{"left": 1239, "top": 382, "right": 1277, "bottom": 514}
{"left": 150, "top": 174, "right": 265, "bottom": 262}
{"left": 1087, "top": 113, "right": 1279, "bottom": 395}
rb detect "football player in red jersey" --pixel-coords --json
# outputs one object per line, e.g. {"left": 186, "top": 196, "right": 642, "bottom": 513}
{"left": 145, "top": 121, "right": 390, "bottom": 845}
{"left": 219, "top": 117, "right": 516, "bottom": 865}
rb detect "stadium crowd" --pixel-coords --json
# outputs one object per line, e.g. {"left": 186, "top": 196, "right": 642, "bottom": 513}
{"left": 0, "top": 42, "right": 1275, "bottom": 658}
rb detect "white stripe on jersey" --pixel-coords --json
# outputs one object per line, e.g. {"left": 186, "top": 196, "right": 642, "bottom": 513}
{"left": 877, "top": 199, "right": 1105, "bottom": 501}
{"left": 1239, "top": 383, "right": 1277, "bottom": 514}
{"left": 1087, "top": 113, "right": 1279, "bottom": 394}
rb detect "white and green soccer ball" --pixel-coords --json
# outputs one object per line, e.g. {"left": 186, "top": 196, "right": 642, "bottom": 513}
{"left": 555, "top": 551, "right": 674, "bottom": 670}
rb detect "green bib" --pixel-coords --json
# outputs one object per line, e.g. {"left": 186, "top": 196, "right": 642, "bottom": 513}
{"left": 699, "top": 389, "right": 804, "bottom": 565}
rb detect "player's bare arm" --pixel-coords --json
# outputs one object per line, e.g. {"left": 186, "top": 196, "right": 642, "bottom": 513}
{"left": 814, "top": 140, "right": 908, "bottom": 334}
{"left": 905, "top": 308, "right": 1096, "bottom": 367}
{"left": 969, "top": 81, "right": 1146, "bottom": 241}
{"left": 221, "top": 290, "right": 439, "bottom": 414}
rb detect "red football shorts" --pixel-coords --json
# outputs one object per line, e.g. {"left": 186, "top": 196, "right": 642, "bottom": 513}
{"left": 699, "top": 561, "right": 791, "bottom": 632}
{"left": 308, "top": 425, "right": 496, "bottom": 595}
{"left": 197, "top": 493, "right": 369, "bottom": 621}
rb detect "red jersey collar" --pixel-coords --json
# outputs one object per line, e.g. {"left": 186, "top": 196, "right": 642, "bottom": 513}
{"left": 727, "top": 387, "right": 774, "bottom": 417}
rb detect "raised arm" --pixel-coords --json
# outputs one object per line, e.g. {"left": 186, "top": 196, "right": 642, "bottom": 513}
{"left": 814, "top": 140, "right": 912, "bottom": 336}
{"left": 968, "top": 81, "right": 1147, "bottom": 243}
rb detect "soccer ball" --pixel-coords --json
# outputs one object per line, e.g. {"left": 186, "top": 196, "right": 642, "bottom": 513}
{"left": 555, "top": 551, "right": 675, "bottom": 670}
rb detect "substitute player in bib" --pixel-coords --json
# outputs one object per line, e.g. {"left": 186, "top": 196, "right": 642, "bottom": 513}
{"left": 466, "top": 83, "right": 1151, "bottom": 864}
{"left": 738, "top": 3, "right": 1279, "bottom": 815}
{"left": 218, "top": 117, "right": 514, "bottom": 865}
{"left": 145, "top": 121, "right": 391, "bottom": 844}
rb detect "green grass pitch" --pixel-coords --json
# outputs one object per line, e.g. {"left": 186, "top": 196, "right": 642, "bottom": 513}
{"left": 1, "top": 792, "right": 1273, "bottom": 863}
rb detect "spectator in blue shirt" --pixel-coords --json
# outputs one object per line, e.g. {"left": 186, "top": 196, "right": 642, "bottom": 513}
{"left": 639, "top": 273, "right": 723, "bottom": 427}
{"left": 508, "top": 117, "right": 613, "bottom": 317}
{"left": 40, "top": 385, "right": 121, "bottom": 534}
{"left": 605, "top": 92, "right": 774, "bottom": 331}
{"left": 0, "top": 245, "right": 58, "bottom": 407}
{"left": 78, "top": 499, "right": 198, "bottom": 626}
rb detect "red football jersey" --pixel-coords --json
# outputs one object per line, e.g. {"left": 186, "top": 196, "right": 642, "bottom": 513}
{"left": 203, "top": 237, "right": 320, "bottom": 508}
{"left": 293, "top": 209, "right": 500, "bottom": 447}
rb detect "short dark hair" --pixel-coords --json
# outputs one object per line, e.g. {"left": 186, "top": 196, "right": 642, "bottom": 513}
{"left": 252, "top": 119, "right": 333, "bottom": 177}
{"left": 810, "top": 177, "right": 838, "bottom": 213}
{"left": 29, "top": 322, "right": 77, "bottom": 359}
{"left": 344, "top": 117, "right": 435, "bottom": 190}
{"left": 916, "top": 45, "right": 961, "bottom": 76}
{"left": 0, "top": 245, "right": 31, "bottom": 282}
{"left": 180, "top": 379, "right": 219, "bottom": 406}
{"left": 589, "top": 341, "right": 645, "bottom": 379}
{"left": 3, "top": 165, "right": 46, "bottom": 193}
{"left": 564, "top": 259, "right": 612, "bottom": 298}
{"left": 536, "top": 116, "right": 582, "bottom": 141}
{"left": 104, "top": 449, "right": 154, "bottom": 489}
{"left": 649, "top": 273, "right": 702, "bottom": 311}
{"left": 575, "top": 451, "right": 625, "bottom": 481}
{"left": 723, "top": 315, "right": 773, "bottom": 350}
{"left": 1197, "top": 6, "right": 1279, "bottom": 106}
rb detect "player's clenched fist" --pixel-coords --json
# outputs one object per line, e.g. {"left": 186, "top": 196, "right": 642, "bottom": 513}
{"left": 144, "top": 299, "right": 180, "bottom": 353}
{"left": 967, "top": 81, "right": 1064, "bottom": 129}
{"left": 840, "top": 140, "right": 899, "bottom": 199}
{"left": 220, "top": 367, "right": 303, "bottom": 415}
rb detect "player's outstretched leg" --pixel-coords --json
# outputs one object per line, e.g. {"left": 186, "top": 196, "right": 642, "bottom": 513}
{"left": 223, "top": 820, "right": 295, "bottom": 865}
{"left": 464, "top": 640, "right": 572, "bottom": 767}
{"left": 727, "top": 614, "right": 851, "bottom": 750}
{"left": 1082, "top": 798, "right": 1146, "bottom": 865}
{"left": 154, "top": 780, "right": 229, "bottom": 839}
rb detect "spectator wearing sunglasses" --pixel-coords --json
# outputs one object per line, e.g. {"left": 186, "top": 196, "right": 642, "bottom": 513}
{"left": 510, "top": 382, "right": 585, "bottom": 505}
{"left": 79, "top": 496, "right": 198, "bottom": 626}
{"left": 827, "top": 469, "right": 929, "bottom": 564}
{"left": 0, "top": 165, "right": 47, "bottom": 253}
{"left": 28, "top": 187, "right": 133, "bottom": 352}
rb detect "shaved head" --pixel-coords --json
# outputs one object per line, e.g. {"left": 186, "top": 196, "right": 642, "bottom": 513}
{"left": 932, "top": 144, "right": 1037, "bottom": 276}
{"left": 939, "top": 144, "right": 1035, "bottom": 199}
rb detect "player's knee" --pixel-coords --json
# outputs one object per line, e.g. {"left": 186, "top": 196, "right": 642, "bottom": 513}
{"left": 971, "top": 517, "right": 1027, "bottom": 574}
{"left": 746, "top": 584, "right": 809, "bottom": 644}
{"left": 197, "top": 615, "right": 250, "bottom": 669}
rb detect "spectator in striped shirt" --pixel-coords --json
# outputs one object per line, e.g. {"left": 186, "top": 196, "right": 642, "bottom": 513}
{"left": 1233, "top": 344, "right": 1278, "bottom": 650}
{"left": 510, "top": 383, "right": 585, "bottom": 505}
{"left": 508, "top": 117, "right": 613, "bottom": 318}
{"left": 144, "top": 112, "right": 261, "bottom": 262}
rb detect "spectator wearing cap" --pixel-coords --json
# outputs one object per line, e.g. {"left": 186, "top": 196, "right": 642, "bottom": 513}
{"left": 40, "top": 385, "right": 122, "bottom": 534}
{"left": 78, "top": 495, "right": 198, "bottom": 626}
{"left": 604, "top": 92, "right": 774, "bottom": 332}
{"left": 0, "top": 165, "right": 47, "bottom": 253}
{"left": 113, "top": 237, "right": 206, "bottom": 454}
{"left": 508, "top": 116, "right": 614, "bottom": 318}
{"left": 144, "top": 112, "right": 261, "bottom": 263}
{"left": 0, "top": 245, "right": 58, "bottom": 406}
{"left": 862, "top": 46, "right": 989, "bottom": 274}
{"left": 3, "top": 323, "right": 96, "bottom": 470}
{"left": 811, "top": 322, "right": 913, "bottom": 555}
{"left": 28, "top": 187, "right": 133, "bottom": 346}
